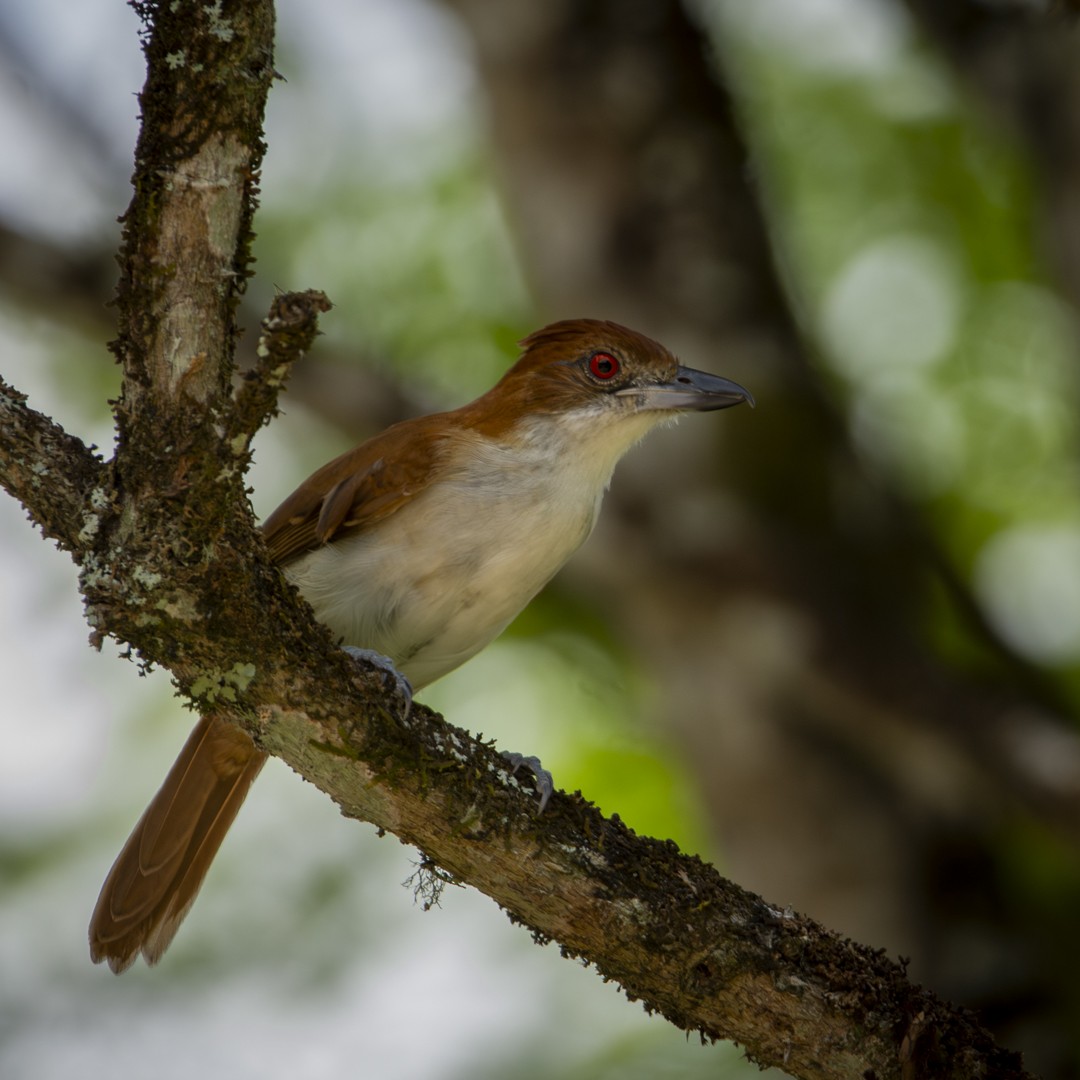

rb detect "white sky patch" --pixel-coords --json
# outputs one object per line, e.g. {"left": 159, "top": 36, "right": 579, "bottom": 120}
{"left": 706, "top": 0, "right": 910, "bottom": 75}
{"left": 850, "top": 371, "right": 965, "bottom": 496}
{"left": 974, "top": 524, "right": 1080, "bottom": 664}
{"left": 821, "top": 234, "right": 964, "bottom": 382}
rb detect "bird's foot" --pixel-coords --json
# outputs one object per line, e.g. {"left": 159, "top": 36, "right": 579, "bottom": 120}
{"left": 342, "top": 646, "right": 413, "bottom": 719}
{"left": 501, "top": 752, "right": 555, "bottom": 812}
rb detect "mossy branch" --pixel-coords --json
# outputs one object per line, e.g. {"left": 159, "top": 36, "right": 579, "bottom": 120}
{"left": 0, "top": 376, "right": 104, "bottom": 553}
{"left": 226, "top": 289, "right": 333, "bottom": 450}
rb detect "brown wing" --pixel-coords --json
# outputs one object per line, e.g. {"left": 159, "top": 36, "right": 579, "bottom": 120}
{"left": 261, "top": 415, "right": 450, "bottom": 565}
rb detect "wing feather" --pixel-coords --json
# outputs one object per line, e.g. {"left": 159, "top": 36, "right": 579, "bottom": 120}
{"left": 262, "top": 417, "right": 448, "bottom": 565}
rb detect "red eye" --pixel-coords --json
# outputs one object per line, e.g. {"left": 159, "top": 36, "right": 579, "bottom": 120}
{"left": 588, "top": 352, "right": 620, "bottom": 380}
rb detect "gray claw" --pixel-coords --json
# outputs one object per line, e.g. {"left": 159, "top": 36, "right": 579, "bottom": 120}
{"left": 502, "top": 752, "right": 554, "bottom": 812}
{"left": 342, "top": 646, "right": 413, "bottom": 719}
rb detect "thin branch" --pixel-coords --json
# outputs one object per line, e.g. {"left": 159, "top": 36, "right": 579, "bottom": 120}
{"left": 0, "top": 223, "right": 115, "bottom": 334}
{"left": 0, "top": 376, "right": 104, "bottom": 552}
{"left": 226, "top": 289, "right": 333, "bottom": 448}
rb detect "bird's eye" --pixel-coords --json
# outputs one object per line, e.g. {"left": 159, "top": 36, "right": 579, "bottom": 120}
{"left": 587, "top": 352, "right": 620, "bottom": 380}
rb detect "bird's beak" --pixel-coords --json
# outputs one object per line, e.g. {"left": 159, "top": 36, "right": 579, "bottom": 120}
{"left": 618, "top": 366, "right": 755, "bottom": 412}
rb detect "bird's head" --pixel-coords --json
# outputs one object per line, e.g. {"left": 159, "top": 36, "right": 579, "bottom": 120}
{"left": 467, "top": 319, "right": 753, "bottom": 448}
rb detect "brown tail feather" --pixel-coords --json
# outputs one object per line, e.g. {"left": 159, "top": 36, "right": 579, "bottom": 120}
{"left": 89, "top": 715, "right": 267, "bottom": 973}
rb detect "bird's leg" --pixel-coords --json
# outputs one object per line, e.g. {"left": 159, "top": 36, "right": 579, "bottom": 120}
{"left": 343, "top": 647, "right": 551, "bottom": 807}
{"left": 342, "top": 646, "right": 413, "bottom": 719}
{"left": 501, "top": 752, "right": 555, "bottom": 812}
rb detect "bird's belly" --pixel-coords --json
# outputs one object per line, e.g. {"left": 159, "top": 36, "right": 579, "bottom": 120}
{"left": 282, "top": 486, "right": 597, "bottom": 689}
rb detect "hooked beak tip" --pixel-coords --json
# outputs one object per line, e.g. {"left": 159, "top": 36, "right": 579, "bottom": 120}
{"left": 615, "top": 367, "right": 754, "bottom": 413}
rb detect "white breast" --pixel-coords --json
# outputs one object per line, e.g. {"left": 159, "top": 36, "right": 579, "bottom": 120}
{"left": 283, "top": 408, "right": 664, "bottom": 689}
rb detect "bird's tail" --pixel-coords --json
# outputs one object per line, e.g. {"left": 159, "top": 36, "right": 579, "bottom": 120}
{"left": 88, "top": 714, "right": 266, "bottom": 973}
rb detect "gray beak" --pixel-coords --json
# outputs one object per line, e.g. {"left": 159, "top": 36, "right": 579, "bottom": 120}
{"left": 618, "top": 366, "right": 755, "bottom": 412}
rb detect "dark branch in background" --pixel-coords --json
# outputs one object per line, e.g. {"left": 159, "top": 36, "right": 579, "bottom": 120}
{"left": 0, "top": 223, "right": 117, "bottom": 335}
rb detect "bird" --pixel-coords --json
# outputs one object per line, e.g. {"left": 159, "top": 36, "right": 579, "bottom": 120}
{"left": 88, "top": 318, "right": 753, "bottom": 973}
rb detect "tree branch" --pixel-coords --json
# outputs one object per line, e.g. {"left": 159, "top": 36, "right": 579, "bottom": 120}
{"left": 0, "top": 376, "right": 104, "bottom": 552}
{"left": 225, "top": 288, "right": 333, "bottom": 448}
{"left": 252, "top": 694, "right": 1034, "bottom": 1080}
